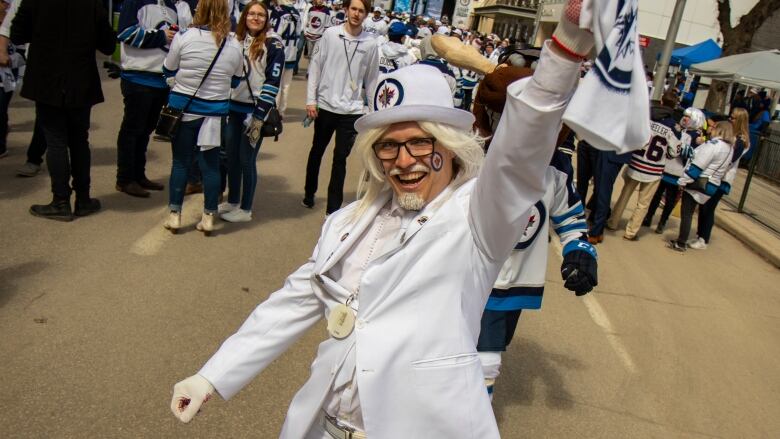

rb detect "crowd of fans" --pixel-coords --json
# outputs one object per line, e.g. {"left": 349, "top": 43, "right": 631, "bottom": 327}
{"left": 0, "top": 0, "right": 772, "bottom": 253}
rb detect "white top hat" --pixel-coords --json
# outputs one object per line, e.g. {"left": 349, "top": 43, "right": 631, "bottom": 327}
{"left": 355, "top": 64, "right": 475, "bottom": 133}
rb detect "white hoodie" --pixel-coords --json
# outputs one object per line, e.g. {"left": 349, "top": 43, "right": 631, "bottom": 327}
{"left": 306, "top": 24, "right": 380, "bottom": 114}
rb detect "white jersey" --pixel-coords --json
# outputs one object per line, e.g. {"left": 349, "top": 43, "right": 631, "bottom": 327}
{"left": 378, "top": 40, "right": 416, "bottom": 74}
{"left": 679, "top": 138, "right": 733, "bottom": 204}
{"left": 306, "top": 24, "right": 380, "bottom": 115}
{"left": 328, "top": 10, "right": 346, "bottom": 28}
{"left": 163, "top": 28, "right": 243, "bottom": 115}
{"left": 270, "top": 3, "right": 301, "bottom": 65}
{"left": 626, "top": 119, "right": 681, "bottom": 183}
{"left": 488, "top": 165, "right": 589, "bottom": 311}
{"left": 117, "top": 0, "right": 192, "bottom": 87}
{"left": 363, "top": 17, "right": 388, "bottom": 37}
{"left": 304, "top": 5, "right": 330, "bottom": 41}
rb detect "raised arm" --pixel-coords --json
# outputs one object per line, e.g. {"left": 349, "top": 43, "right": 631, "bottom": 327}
{"left": 468, "top": 42, "right": 582, "bottom": 262}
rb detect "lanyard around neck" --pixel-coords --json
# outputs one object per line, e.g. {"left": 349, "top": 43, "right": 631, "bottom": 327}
{"left": 341, "top": 37, "right": 361, "bottom": 90}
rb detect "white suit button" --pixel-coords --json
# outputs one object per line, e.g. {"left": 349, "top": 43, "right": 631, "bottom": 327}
{"left": 356, "top": 319, "right": 365, "bottom": 329}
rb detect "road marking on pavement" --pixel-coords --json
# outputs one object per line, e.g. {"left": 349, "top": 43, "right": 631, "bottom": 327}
{"left": 551, "top": 239, "right": 637, "bottom": 373}
{"left": 130, "top": 213, "right": 174, "bottom": 256}
{"left": 130, "top": 200, "right": 202, "bottom": 256}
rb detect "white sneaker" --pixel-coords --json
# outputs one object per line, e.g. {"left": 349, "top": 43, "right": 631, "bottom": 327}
{"left": 689, "top": 237, "right": 708, "bottom": 250}
{"left": 218, "top": 202, "right": 239, "bottom": 214}
{"left": 221, "top": 209, "right": 252, "bottom": 223}
{"left": 196, "top": 212, "right": 215, "bottom": 236}
{"left": 163, "top": 211, "right": 181, "bottom": 234}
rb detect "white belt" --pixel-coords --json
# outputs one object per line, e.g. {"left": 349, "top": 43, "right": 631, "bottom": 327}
{"left": 323, "top": 413, "right": 367, "bottom": 439}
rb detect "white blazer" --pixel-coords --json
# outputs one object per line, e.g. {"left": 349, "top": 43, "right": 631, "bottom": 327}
{"left": 197, "top": 42, "right": 580, "bottom": 439}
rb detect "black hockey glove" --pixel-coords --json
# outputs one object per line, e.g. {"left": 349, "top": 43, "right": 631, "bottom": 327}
{"left": 560, "top": 241, "right": 598, "bottom": 296}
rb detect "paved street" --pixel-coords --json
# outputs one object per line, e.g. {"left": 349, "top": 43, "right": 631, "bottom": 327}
{"left": 1, "top": 67, "right": 779, "bottom": 439}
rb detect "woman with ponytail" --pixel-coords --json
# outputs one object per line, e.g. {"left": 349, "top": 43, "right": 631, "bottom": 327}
{"left": 161, "top": 0, "right": 243, "bottom": 235}
{"left": 218, "top": 0, "right": 285, "bottom": 223}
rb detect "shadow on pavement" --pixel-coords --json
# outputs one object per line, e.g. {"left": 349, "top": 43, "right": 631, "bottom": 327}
{"left": 493, "top": 338, "right": 585, "bottom": 422}
{"left": 0, "top": 260, "right": 49, "bottom": 308}
{"left": 282, "top": 108, "right": 308, "bottom": 123}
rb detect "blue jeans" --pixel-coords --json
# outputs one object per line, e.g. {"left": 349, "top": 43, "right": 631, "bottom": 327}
{"left": 589, "top": 151, "right": 629, "bottom": 236}
{"left": 168, "top": 118, "right": 220, "bottom": 213}
{"left": 224, "top": 111, "right": 262, "bottom": 211}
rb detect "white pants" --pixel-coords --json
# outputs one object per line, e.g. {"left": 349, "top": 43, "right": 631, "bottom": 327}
{"left": 277, "top": 67, "right": 294, "bottom": 116}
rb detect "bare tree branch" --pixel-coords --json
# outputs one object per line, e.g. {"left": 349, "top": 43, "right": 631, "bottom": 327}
{"left": 717, "top": 0, "right": 733, "bottom": 32}
{"left": 734, "top": 0, "right": 780, "bottom": 32}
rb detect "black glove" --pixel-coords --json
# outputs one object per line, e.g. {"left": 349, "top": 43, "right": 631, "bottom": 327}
{"left": 560, "top": 245, "right": 598, "bottom": 296}
{"left": 103, "top": 61, "right": 121, "bottom": 79}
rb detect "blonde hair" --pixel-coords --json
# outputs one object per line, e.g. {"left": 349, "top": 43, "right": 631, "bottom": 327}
{"left": 730, "top": 107, "right": 750, "bottom": 149}
{"left": 710, "top": 121, "right": 736, "bottom": 146}
{"left": 349, "top": 122, "right": 485, "bottom": 220}
{"left": 192, "top": 0, "right": 231, "bottom": 45}
{"left": 236, "top": 1, "right": 269, "bottom": 61}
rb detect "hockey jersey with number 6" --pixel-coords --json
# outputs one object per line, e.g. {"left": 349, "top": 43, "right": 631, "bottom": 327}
{"left": 487, "top": 161, "right": 592, "bottom": 311}
{"left": 626, "top": 117, "right": 681, "bottom": 183}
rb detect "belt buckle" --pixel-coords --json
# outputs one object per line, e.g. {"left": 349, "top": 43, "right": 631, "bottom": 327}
{"left": 324, "top": 413, "right": 356, "bottom": 439}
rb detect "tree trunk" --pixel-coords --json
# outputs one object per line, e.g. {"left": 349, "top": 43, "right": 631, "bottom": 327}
{"left": 703, "top": 0, "right": 780, "bottom": 112}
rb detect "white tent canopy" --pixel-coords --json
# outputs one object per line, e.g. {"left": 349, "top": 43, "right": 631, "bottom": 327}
{"left": 689, "top": 49, "right": 780, "bottom": 91}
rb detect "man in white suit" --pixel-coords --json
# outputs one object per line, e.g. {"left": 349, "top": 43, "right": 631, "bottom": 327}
{"left": 170, "top": 1, "right": 597, "bottom": 436}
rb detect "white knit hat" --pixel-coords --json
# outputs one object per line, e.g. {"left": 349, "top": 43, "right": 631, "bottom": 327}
{"left": 355, "top": 64, "right": 475, "bottom": 132}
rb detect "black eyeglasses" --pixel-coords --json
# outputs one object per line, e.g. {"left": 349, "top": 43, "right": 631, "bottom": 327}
{"left": 372, "top": 137, "right": 436, "bottom": 160}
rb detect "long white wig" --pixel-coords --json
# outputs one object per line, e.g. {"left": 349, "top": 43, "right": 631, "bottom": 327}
{"left": 348, "top": 121, "right": 486, "bottom": 221}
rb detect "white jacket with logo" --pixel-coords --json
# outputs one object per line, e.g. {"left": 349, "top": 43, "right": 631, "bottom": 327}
{"left": 198, "top": 43, "right": 581, "bottom": 439}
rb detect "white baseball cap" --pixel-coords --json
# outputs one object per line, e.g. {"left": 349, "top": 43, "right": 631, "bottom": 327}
{"left": 355, "top": 64, "right": 475, "bottom": 132}
{"left": 436, "top": 25, "right": 449, "bottom": 35}
{"left": 373, "top": 6, "right": 383, "bottom": 12}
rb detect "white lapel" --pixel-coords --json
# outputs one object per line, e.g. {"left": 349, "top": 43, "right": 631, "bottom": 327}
{"left": 371, "top": 185, "right": 457, "bottom": 261}
{"left": 315, "top": 190, "right": 393, "bottom": 276}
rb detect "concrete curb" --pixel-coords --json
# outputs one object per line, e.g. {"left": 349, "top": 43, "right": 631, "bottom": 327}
{"left": 716, "top": 208, "right": 780, "bottom": 269}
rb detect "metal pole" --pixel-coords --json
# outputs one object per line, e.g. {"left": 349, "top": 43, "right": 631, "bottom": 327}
{"left": 723, "top": 81, "right": 733, "bottom": 114}
{"left": 651, "top": 0, "right": 687, "bottom": 101}
{"left": 738, "top": 137, "right": 763, "bottom": 213}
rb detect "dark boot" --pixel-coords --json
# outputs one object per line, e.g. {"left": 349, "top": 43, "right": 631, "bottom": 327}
{"left": 30, "top": 198, "right": 73, "bottom": 222}
{"left": 138, "top": 177, "right": 164, "bottom": 191}
{"left": 74, "top": 196, "right": 101, "bottom": 217}
{"left": 116, "top": 181, "right": 150, "bottom": 198}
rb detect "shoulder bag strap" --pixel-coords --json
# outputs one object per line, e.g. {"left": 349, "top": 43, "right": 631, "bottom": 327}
{"left": 242, "top": 59, "right": 258, "bottom": 107}
{"left": 182, "top": 37, "right": 228, "bottom": 114}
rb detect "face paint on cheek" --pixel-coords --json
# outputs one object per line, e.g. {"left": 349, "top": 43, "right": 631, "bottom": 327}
{"left": 430, "top": 152, "right": 443, "bottom": 172}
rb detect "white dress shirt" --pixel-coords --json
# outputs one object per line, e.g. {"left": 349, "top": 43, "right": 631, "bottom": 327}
{"left": 323, "top": 198, "right": 416, "bottom": 431}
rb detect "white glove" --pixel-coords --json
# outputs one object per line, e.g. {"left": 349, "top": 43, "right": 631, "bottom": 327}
{"left": 170, "top": 374, "right": 215, "bottom": 423}
{"left": 552, "top": 0, "right": 594, "bottom": 58}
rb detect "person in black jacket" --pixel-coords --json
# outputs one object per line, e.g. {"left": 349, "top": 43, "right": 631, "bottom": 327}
{"left": 11, "top": 0, "right": 116, "bottom": 221}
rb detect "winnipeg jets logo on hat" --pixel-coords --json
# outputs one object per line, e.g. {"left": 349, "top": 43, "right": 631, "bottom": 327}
{"left": 311, "top": 17, "right": 322, "bottom": 29}
{"left": 593, "top": 0, "right": 637, "bottom": 93}
{"left": 374, "top": 79, "right": 404, "bottom": 111}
